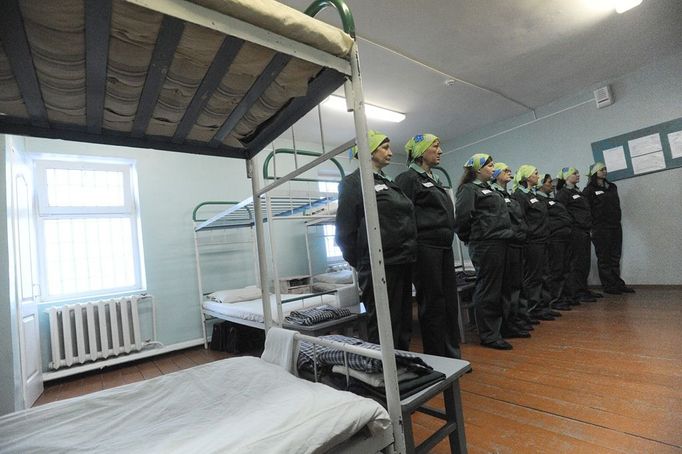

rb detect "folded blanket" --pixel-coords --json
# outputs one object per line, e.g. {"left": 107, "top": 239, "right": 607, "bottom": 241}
{"left": 331, "top": 365, "right": 419, "bottom": 387}
{"left": 298, "top": 335, "right": 433, "bottom": 375}
{"left": 285, "top": 305, "right": 351, "bottom": 326}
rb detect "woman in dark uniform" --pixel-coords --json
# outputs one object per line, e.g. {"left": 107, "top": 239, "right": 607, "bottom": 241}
{"left": 395, "top": 134, "right": 460, "bottom": 358}
{"left": 555, "top": 167, "right": 598, "bottom": 304}
{"left": 335, "top": 130, "right": 417, "bottom": 350}
{"left": 583, "top": 162, "right": 634, "bottom": 294}
{"left": 454, "top": 153, "right": 514, "bottom": 350}
{"left": 512, "top": 165, "right": 555, "bottom": 322}
{"left": 490, "top": 162, "right": 532, "bottom": 336}
{"left": 536, "top": 174, "right": 574, "bottom": 311}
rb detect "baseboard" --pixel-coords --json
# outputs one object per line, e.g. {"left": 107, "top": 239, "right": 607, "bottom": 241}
{"left": 42, "top": 338, "right": 206, "bottom": 382}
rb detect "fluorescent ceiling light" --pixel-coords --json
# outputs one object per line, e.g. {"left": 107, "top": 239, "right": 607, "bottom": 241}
{"left": 615, "top": 0, "right": 642, "bottom": 13}
{"left": 322, "top": 95, "right": 405, "bottom": 123}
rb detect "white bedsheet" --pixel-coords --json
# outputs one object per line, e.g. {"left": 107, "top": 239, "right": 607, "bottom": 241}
{"left": 0, "top": 357, "right": 390, "bottom": 454}
{"left": 203, "top": 293, "right": 337, "bottom": 323}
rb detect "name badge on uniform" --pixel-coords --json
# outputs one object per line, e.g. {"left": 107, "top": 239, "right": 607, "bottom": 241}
{"left": 422, "top": 182, "right": 434, "bottom": 188}
{"left": 530, "top": 198, "right": 538, "bottom": 203}
{"left": 481, "top": 189, "right": 492, "bottom": 195}
{"left": 572, "top": 194, "right": 581, "bottom": 199}
{"left": 549, "top": 201, "right": 556, "bottom": 206}
{"left": 374, "top": 184, "right": 389, "bottom": 192}
{"left": 504, "top": 198, "right": 511, "bottom": 203}
{"left": 595, "top": 190, "right": 604, "bottom": 195}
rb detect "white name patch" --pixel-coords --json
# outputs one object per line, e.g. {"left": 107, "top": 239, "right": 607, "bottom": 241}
{"left": 481, "top": 189, "right": 492, "bottom": 195}
{"left": 530, "top": 198, "right": 538, "bottom": 203}
{"left": 549, "top": 201, "right": 556, "bottom": 206}
{"left": 504, "top": 198, "right": 511, "bottom": 203}
{"left": 422, "top": 182, "right": 434, "bottom": 188}
{"left": 572, "top": 194, "right": 581, "bottom": 199}
{"left": 374, "top": 184, "right": 389, "bottom": 192}
{"left": 595, "top": 190, "right": 604, "bottom": 195}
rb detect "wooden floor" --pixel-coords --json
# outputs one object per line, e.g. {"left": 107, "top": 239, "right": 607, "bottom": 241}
{"left": 36, "top": 287, "right": 682, "bottom": 453}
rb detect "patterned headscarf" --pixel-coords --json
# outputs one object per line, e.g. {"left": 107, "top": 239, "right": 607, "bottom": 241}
{"left": 405, "top": 134, "right": 439, "bottom": 162}
{"left": 492, "top": 162, "right": 510, "bottom": 180}
{"left": 557, "top": 166, "right": 578, "bottom": 180}
{"left": 589, "top": 162, "right": 606, "bottom": 176}
{"left": 352, "top": 130, "right": 388, "bottom": 157}
{"left": 512, "top": 164, "right": 537, "bottom": 192}
{"left": 463, "top": 153, "right": 490, "bottom": 171}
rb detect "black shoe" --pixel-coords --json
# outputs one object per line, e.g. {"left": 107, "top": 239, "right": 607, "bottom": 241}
{"left": 553, "top": 303, "right": 572, "bottom": 311}
{"left": 619, "top": 286, "right": 636, "bottom": 293}
{"left": 604, "top": 287, "right": 622, "bottom": 295}
{"left": 589, "top": 290, "right": 604, "bottom": 298}
{"left": 502, "top": 330, "right": 531, "bottom": 339}
{"left": 580, "top": 295, "right": 597, "bottom": 302}
{"left": 548, "top": 310, "right": 561, "bottom": 317}
{"left": 570, "top": 299, "right": 582, "bottom": 306}
{"left": 528, "top": 318, "right": 541, "bottom": 325}
{"left": 481, "top": 339, "right": 513, "bottom": 350}
{"left": 516, "top": 323, "right": 534, "bottom": 331}
{"left": 532, "top": 312, "right": 555, "bottom": 321}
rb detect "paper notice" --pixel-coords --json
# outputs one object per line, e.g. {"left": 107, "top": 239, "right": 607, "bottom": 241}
{"left": 602, "top": 146, "right": 627, "bottom": 171}
{"left": 668, "top": 130, "right": 682, "bottom": 159}
{"left": 628, "top": 134, "right": 662, "bottom": 157}
{"left": 631, "top": 151, "right": 666, "bottom": 174}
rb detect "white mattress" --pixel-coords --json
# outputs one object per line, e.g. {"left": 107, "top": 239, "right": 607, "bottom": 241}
{"left": 0, "top": 357, "right": 390, "bottom": 454}
{"left": 203, "top": 293, "right": 337, "bottom": 324}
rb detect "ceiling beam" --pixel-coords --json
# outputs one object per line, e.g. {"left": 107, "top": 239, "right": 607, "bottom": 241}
{"left": 0, "top": 0, "right": 49, "bottom": 128}
{"left": 209, "top": 52, "right": 291, "bottom": 148}
{"left": 85, "top": 0, "right": 112, "bottom": 134}
{"left": 131, "top": 15, "right": 185, "bottom": 138}
{"left": 245, "top": 68, "right": 346, "bottom": 157}
{"left": 172, "top": 35, "right": 244, "bottom": 144}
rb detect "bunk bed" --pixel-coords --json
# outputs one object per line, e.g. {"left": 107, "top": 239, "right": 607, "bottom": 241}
{"left": 0, "top": 0, "right": 470, "bottom": 452}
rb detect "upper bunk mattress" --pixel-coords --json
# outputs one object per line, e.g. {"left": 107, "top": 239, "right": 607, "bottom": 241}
{"left": 203, "top": 292, "right": 338, "bottom": 323}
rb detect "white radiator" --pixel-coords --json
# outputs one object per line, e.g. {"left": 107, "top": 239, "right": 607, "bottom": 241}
{"left": 47, "top": 295, "right": 152, "bottom": 370}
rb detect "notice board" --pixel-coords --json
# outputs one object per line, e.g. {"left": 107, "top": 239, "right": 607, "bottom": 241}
{"left": 590, "top": 117, "right": 682, "bottom": 181}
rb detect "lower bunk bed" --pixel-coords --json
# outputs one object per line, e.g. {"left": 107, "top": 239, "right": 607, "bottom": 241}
{"left": 0, "top": 332, "right": 393, "bottom": 454}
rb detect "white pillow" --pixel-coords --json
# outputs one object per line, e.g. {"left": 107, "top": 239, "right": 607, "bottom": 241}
{"left": 314, "top": 270, "right": 353, "bottom": 285}
{"left": 208, "top": 286, "right": 262, "bottom": 304}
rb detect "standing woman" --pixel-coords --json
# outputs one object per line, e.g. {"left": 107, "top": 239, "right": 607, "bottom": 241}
{"left": 583, "top": 162, "right": 634, "bottom": 294}
{"left": 490, "top": 163, "right": 532, "bottom": 336}
{"left": 512, "top": 165, "right": 554, "bottom": 321}
{"left": 454, "top": 153, "right": 514, "bottom": 350}
{"left": 335, "top": 131, "right": 417, "bottom": 350}
{"left": 555, "top": 167, "right": 596, "bottom": 303}
{"left": 395, "top": 134, "right": 460, "bottom": 358}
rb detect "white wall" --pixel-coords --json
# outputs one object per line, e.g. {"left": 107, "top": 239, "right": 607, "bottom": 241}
{"left": 440, "top": 52, "right": 682, "bottom": 285}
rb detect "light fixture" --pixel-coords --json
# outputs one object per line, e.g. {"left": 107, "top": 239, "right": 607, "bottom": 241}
{"left": 615, "top": 0, "right": 642, "bottom": 13}
{"left": 322, "top": 95, "right": 405, "bottom": 123}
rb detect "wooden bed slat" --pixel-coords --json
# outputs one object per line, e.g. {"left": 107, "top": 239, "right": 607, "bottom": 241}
{"left": 209, "top": 52, "right": 292, "bottom": 148}
{"left": 172, "top": 35, "right": 245, "bottom": 144}
{"left": 0, "top": 0, "right": 49, "bottom": 128}
{"left": 85, "top": 0, "right": 112, "bottom": 134}
{"left": 131, "top": 15, "right": 185, "bottom": 138}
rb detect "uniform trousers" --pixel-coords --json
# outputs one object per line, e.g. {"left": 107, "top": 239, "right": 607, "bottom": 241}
{"left": 546, "top": 238, "right": 571, "bottom": 304}
{"left": 413, "top": 245, "right": 461, "bottom": 358}
{"left": 357, "top": 263, "right": 413, "bottom": 350}
{"left": 502, "top": 244, "right": 526, "bottom": 326}
{"left": 468, "top": 240, "right": 506, "bottom": 344}
{"left": 566, "top": 228, "right": 591, "bottom": 299}
{"left": 591, "top": 226, "right": 626, "bottom": 290}
{"left": 521, "top": 242, "right": 547, "bottom": 311}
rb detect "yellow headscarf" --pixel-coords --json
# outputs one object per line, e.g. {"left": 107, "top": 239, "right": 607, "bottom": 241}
{"left": 589, "top": 162, "right": 606, "bottom": 176}
{"left": 556, "top": 166, "right": 578, "bottom": 180}
{"left": 512, "top": 164, "right": 537, "bottom": 192}
{"left": 463, "top": 153, "right": 490, "bottom": 171}
{"left": 405, "top": 134, "right": 438, "bottom": 162}
{"left": 352, "top": 130, "right": 388, "bottom": 157}
{"left": 492, "top": 162, "right": 510, "bottom": 180}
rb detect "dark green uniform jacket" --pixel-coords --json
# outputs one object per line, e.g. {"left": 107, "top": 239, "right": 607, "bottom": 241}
{"left": 583, "top": 180, "right": 621, "bottom": 228}
{"left": 512, "top": 187, "right": 549, "bottom": 243}
{"left": 492, "top": 183, "right": 527, "bottom": 244}
{"left": 537, "top": 192, "right": 572, "bottom": 239}
{"left": 556, "top": 185, "right": 592, "bottom": 230}
{"left": 454, "top": 180, "right": 513, "bottom": 243}
{"left": 335, "top": 168, "right": 417, "bottom": 268}
{"left": 395, "top": 164, "right": 455, "bottom": 248}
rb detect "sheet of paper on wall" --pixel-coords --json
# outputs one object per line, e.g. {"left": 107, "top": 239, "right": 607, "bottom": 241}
{"left": 602, "top": 146, "right": 627, "bottom": 171}
{"left": 631, "top": 151, "right": 666, "bottom": 175}
{"left": 628, "top": 133, "right": 663, "bottom": 157}
{"left": 668, "top": 130, "right": 682, "bottom": 159}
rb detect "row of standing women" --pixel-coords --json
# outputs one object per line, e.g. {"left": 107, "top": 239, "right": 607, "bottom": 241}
{"left": 335, "top": 131, "right": 461, "bottom": 358}
{"left": 454, "top": 156, "right": 633, "bottom": 350}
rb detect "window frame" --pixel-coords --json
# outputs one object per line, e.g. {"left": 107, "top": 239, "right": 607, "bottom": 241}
{"left": 33, "top": 156, "right": 146, "bottom": 303}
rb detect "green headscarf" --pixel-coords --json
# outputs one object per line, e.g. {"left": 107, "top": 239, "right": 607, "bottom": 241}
{"left": 352, "top": 130, "right": 388, "bottom": 158}
{"left": 556, "top": 166, "right": 578, "bottom": 180}
{"left": 589, "top": 162, "right": 606, "bottom": 176}
{"left": 405, "top": 134, "right": 438, "bottom": 162}
{"left": 492, "top": 162, "right": 510, "bottom": 180}
{"left": 463, "top": 153, "right": 490, "bottom": 171}
{"left": 512, "top": 164, "right": 537, "bottom": 192}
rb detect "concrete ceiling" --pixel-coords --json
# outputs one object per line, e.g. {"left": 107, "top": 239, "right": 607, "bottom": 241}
{"left": 278, "top": 0, "right": 682, "bottom": 152}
